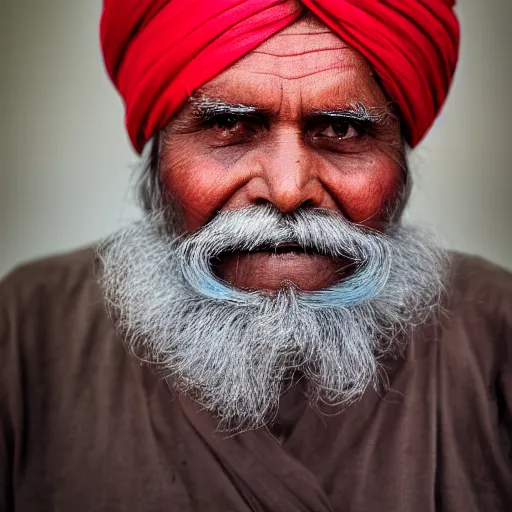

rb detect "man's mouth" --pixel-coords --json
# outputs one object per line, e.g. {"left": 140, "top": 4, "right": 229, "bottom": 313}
{"left": 212, "top": 245, "right": 355, "bottom": 292}
{"left": 239, "top": 243, "right": 321, "bottom": 256}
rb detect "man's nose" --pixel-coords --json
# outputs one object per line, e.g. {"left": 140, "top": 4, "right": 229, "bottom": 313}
{"left": 246, "top": 131, "right": 327, "bottom": 213}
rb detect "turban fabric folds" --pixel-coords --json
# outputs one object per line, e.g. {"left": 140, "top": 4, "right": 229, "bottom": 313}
{"left": 100, "top": 0, "right": 459, "bottom": 154}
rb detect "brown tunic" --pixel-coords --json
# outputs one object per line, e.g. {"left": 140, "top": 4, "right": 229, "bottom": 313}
{"left": 1, "top": 248, "right": 511, "bottom": 511}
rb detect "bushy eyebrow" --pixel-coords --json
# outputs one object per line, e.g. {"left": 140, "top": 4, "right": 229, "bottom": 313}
{"left": 188, "top": 95, "right": 267, "bottom": 120}
{"left": 307, "top": 102, "right": 394, "bottom": 126}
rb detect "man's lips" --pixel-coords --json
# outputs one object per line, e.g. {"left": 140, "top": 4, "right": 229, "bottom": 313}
{"left": 239, "top": 243, "right": 321, "bottom": 256}
{"left": 212, "top": 248, "right": 353, "bottom": 292}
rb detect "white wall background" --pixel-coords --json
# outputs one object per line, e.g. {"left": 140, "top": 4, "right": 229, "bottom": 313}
{"left": 1, "top": 0, "right": 511, "bottom": 277}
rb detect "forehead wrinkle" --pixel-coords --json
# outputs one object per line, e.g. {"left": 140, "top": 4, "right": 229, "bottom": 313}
{"left": 193, "top": 38, "right": 386, "bottom": 121}
{"left": 240, "top": 44, "right": 364, "bottom": 82}
{"left": 193, "top": 70, "right": 385, "bottom": 121}
{"left": 251, "top": 64, "right": 356, "bottom": 81}
{"left": 253, "top": 47, "right": 349, "bottom": 58}
{"left": 256, "top": 33, "right": 349, "bottom": 53}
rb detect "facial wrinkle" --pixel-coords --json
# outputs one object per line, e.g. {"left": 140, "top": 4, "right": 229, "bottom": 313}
{"left": 299, "top": 78, "right": 304, "bottom": 121}
{"left": 278, "top": 81, "right": 284, "bottom": 120}
{"left": 251, "top": 66, "right": 353, "bottom": 81}
{"left": 247, "top": 45, "right": 353, "bottom": 73}
{"left": 252, "top": 47, "right": 349, "bottom": 57}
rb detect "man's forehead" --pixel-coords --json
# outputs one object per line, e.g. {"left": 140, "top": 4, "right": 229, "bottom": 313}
{"left": 235, "top": 15, "right": 358, "bottom": 78}
{"left": 183, "top": 14, "right": 381, "bottom": 118}
{"left": 190, "top": 65, "right": 381, "bottom": 120}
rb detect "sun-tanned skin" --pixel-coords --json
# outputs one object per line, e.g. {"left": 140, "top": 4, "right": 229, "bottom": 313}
{"left": 159, "top": 16, "right": 404, "bottom": 292}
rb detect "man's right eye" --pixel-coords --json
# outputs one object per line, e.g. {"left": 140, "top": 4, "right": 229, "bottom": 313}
{"left": 203, "top": 114, "right": 264, "bottom": 146}
{"left": 210, "top": 114, "right": 242, "bottom": 130}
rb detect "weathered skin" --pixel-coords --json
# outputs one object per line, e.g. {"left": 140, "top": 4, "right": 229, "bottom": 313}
{"left": 160, "top": 16, "right": 403, "bottom": 292}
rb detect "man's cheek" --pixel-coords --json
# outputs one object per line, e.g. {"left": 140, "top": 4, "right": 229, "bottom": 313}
{"left": 161, "top": 155, "right": 234, "bottom": 230}
{"left": 331, "top": 170, "right": 402, "bottom": 226}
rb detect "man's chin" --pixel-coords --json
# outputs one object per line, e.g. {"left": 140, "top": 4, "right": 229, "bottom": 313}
{"left": 213, "top": 251, "right": 353, "bottom": 292}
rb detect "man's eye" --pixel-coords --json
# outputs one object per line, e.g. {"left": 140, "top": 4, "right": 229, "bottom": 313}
{"left": 315, "top": 121, "right": 359, "bottom": 139}
{"left": 201, "top": 113, "right": 265, "bottom": 146}
{"left": 211, "top": 115, "right": 243, "bottom": 131}
{"left": 206, "top": 114, "right": 260, "bottom": 137}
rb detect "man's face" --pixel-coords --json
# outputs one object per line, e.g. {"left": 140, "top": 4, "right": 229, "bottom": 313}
{"left": 160, "top": 17, "right": 403, "bottom": 292}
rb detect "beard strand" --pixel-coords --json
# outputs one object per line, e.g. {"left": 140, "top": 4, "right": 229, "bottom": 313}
{"left": 96, "top": 206, "right": 448, "bottom": 432}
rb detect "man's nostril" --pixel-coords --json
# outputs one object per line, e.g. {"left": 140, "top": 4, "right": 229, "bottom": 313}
{"left": 301, "top": 199, "right": 316, "bottom": 210}
{"left": 254, "top": 198, "right": 271, "bottom": 208}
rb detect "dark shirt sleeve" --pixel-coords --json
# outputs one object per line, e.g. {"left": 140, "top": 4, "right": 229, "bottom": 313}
{"left": 0, "top": 266, "right": 32, "bottom": 512}
{"left": 500, "top": 371, "right": 512, "bottom": 461}
{"left": 498, "top": 290, "right": 512, "bottom": 462}
{"left": 0, "top": 270, "right": 20, "bottom": 512}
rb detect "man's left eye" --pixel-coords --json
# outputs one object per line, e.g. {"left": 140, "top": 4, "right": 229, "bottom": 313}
{"left": 315, "top": 121, "right": 358, "bottom": 139}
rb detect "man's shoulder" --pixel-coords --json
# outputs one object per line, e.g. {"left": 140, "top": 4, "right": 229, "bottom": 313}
{"left": 0, "top": 246, "right": 109, "bottom": 345}
{"left": 0, "top": 246, "right": 98, "bottom": 306}
{"left": 442, "top": 252, "right": 512, "bottom": 367}
{"left": 450, "top": 252, "right": 512, "bottom": 312}
{"left": 0, "top": 246, "right": 120, "bottom": 395}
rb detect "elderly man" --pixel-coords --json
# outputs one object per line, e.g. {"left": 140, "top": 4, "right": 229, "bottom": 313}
{"left": 1, "top": 1, "right": 511, "bottom": 511}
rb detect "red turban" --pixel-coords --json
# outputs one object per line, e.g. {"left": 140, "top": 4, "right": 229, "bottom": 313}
{"left": 100, "top": 0, "right": 459, "bottom": 154}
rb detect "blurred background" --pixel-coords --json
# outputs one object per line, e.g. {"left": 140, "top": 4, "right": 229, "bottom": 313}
{"left": 0, "top": 0, "right": 511, "bottom": 277}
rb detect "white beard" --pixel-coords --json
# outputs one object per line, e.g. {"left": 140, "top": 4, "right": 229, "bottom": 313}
{"left": 96, "top": 206, "right": 448, "bottom": 432}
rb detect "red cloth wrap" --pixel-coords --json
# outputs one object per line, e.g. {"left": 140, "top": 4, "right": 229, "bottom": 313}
{"left": 100, "top": 0, "right": 459, "bottom": 154}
